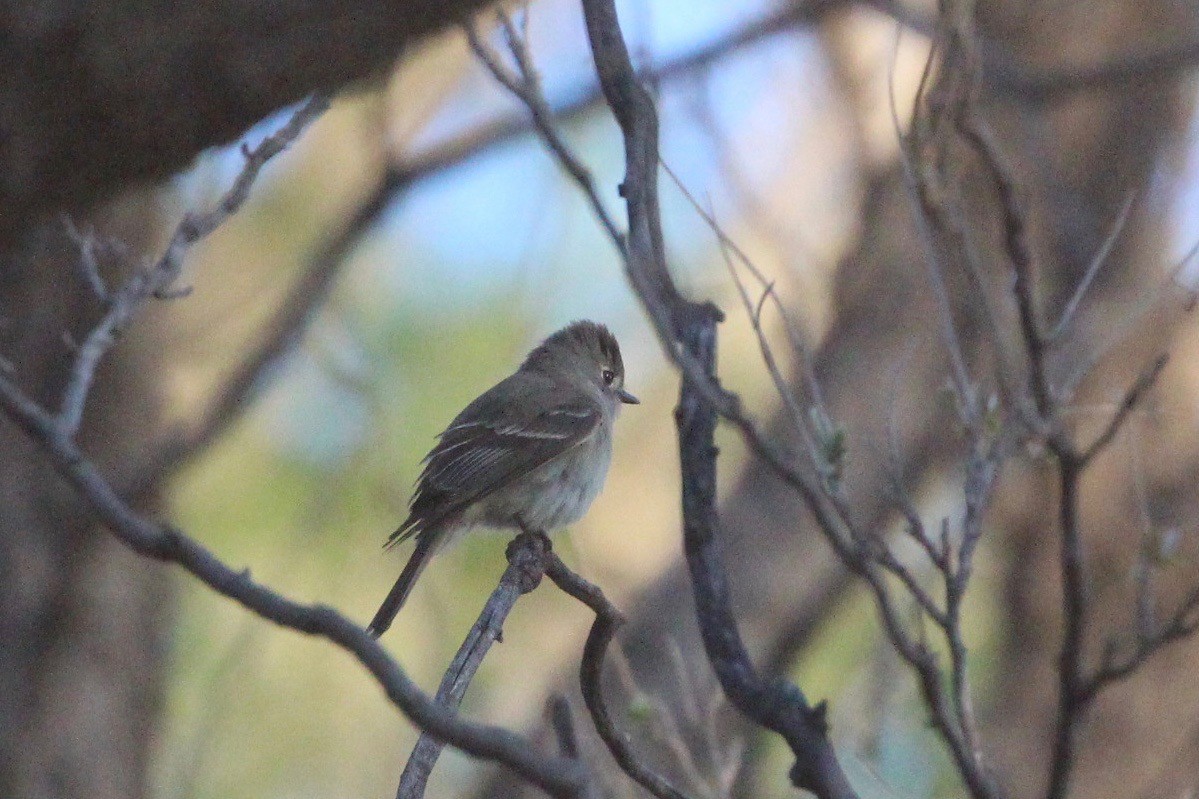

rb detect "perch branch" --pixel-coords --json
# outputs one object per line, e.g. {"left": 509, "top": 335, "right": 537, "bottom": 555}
{"left": 397, "top": 532, "right": 552, "bottom": 799}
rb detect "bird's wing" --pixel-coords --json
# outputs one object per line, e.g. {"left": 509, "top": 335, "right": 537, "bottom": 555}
{"left": 387, "top": 374, "right": 600, "bottom": 546}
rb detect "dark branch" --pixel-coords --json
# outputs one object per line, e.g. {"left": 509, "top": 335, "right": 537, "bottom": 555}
{"left": 1081, "top": 585, "right": 1199, "bottom": 702}
{"left": 674, "top": 307, "right": 857, "bottom": 799}
{"left": 1079, "top": 355, "right": 1169, "bottom": 467}
{"left": 576, "top": 0, "right": 859, "bottom": 795}
{"left": 956, "top": 112, "right": 1051, "bottom": 420}
{"left": 397, "top": 532, "right": 552, "bottom": 799}
{"left": 548, "top": 696, "right": 583, "bottom": 761}
{"left": 545, "top": 554, "right": 693, "bottom": 799}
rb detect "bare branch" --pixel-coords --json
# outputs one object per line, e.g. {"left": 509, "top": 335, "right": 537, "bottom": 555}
{"left": 548, "top": 696, "right": 583, "bottom": 761}
{"left": 1079, "top": 355, "right": 1168, "bottom": 467}
{"left": 890, "top": 24, "right": 981, "bottom": 433}
{"left": 397, "top": 532, "right": 552, "bottom": 799}
{"left": 867, "top": 0, "right": 1199, "bottom": 102}
{"left": 956, "top": 113, "right": 1052, "bottom": 421}
{"left": 1044, "top": 448, "right": 1087, "bottom": 799}
{"left": 672, "top": 309, "right": 859, "bottom": 799}
{"left": 62, "top": 217, "right": 109, "bottom": 301}
{"left": 1050, "top": 192, "right": 1137, "bottom": 341}
{"left": 989, "top": 35, "right": 1199, "bottom": 104}
{"left": 464, "top": 14, "right": 625, "bottom": 254}
{"left": 659, "top": 162, "right": 834, "bottom": 471}
{"left": 1082, "top": 585, "right": 1199, "bottom": 701}
{"left": 545, "top": 553, "right": 693, "bottom": 799}
{"left": 56, "top": 95, "right": 330, "bottom": 439}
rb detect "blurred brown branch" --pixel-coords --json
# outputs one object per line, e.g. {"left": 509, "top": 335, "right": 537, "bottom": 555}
{"left": 988, "top": 34, "right": 1199, "bottom": 103}
{"left": 121, "top": 212, "right": 357, "bottom": 500}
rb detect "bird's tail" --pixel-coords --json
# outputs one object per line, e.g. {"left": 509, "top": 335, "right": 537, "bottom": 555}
{"left": 367, "top": 530, "right": 439, "bottom": 637}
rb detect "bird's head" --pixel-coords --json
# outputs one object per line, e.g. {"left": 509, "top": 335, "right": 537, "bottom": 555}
{"left": 521, "top": 320, "right": 639, "bottom": 406}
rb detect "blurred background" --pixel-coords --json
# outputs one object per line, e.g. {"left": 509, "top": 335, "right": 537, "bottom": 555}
{"left": 5, "top": 1, "right": 1199, "bottom": 799}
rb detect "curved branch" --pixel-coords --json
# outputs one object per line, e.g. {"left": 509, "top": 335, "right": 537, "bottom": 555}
{"left": 383, "top": 532, "right": 693, "bottom": 799}
{"left": 674, "top": 308, "right": 858, "bottom": 799}
{"left": 545, "top": 554, "right": 692, "bottom": 799}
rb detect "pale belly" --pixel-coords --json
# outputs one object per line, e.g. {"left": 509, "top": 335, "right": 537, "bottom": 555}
{"left": 466, "top": 425, "right": 614, "bottom": 534}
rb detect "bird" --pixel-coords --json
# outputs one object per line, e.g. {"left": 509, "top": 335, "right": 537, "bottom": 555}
{"left": 367, "top": 320, "right": 638, "bottom": 637}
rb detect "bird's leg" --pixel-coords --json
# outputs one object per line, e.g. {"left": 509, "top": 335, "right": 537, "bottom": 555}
{"left": 496, "top": 519, "right": 553, "bottom": 645}
{"left": 513, "top": 514, "right": 552, "bottom": 552}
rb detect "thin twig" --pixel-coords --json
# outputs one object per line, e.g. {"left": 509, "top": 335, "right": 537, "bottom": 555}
{"left": 956, "top": 112, "right": 1051, "bottom": 421}
{"left": 56, "top": 95, "right": 330, "bottom": 438}
{"left": 464, "top": 15, "right": 625, "bottom": 254}
{"left": 890, "top": 22, "right": 981, "bottom": 433}
{"left": 1078, "top": 355, "right": 1168, "bottom": 467}
{"left": 1049, "top": 192, "right": 1137, "bottom": 341}
{"left": 1081, "top": 585, "right": 1199, "bottom": 701}
{"left": 1044, "top": 447, "right": 1086, "bottom": 799}
{"left": 660, "top": 162, "right": 832, "bottom": 458}
{"left": 62, "top": 217, "right": 109, "bottom": 301}
{"left": 545, "top": 553, "right": 693, "bottom": 799}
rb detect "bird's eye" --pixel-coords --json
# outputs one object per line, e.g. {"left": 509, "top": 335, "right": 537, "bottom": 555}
{"left": 601, "top": 368, "right": 615, "bottom": 385}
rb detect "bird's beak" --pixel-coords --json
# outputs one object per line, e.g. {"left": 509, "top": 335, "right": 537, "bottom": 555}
{"left": 617, "top": 388, "right": 640, "bottom": 405}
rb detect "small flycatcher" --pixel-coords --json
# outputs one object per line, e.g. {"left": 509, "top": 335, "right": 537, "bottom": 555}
{"left": 367, "top": 320, "right": 638, "bottom": 637}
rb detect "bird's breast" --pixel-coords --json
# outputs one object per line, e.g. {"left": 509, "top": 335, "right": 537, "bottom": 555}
{"left": 487, "top": 422, "right": 613, "bottom": 532}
